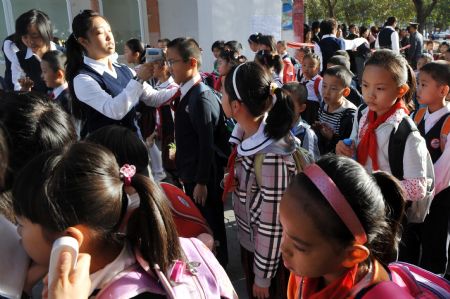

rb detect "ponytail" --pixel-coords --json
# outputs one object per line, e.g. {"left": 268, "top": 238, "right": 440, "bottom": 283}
{"left": 371, "top": 171, "right": 406, "bottom": 264}
{"left": 127, "top": 175, "right": 182, "bottom": 273}
{"left": 265, "top": 88, "right": 295, "bottom": 140}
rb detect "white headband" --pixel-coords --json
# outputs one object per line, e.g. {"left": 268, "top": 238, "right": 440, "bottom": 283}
{"left": 232, "top": 63, "right": 244, "bottom": 101}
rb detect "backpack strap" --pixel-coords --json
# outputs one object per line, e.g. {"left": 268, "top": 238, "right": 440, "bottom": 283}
{"left": 313, "top": 76, "right": 322, "bottom": 98}
{"left": 254, "top": 148, "right": 313, "bottom": 187}
{"left": 357, "top": 103, "right": 368, "bottom": 124}
{"left": 440, "top": 114, "right": 450, "bottom": 152}
{"left": 388, "top": 117, "right": 417, "bottom": 180}
{"left": 356, "top": 281, "right": 414, "bottom": 299}
{"left": 412, "top": 107, "right": 427, "bottom": 125}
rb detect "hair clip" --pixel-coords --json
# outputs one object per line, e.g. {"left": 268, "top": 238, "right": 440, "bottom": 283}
{"left": 120, "top": 164, "right": 136, "bottom": 186}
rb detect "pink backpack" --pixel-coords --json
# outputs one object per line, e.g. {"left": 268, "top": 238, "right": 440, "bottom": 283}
{"left": 96, "top": 237, "right": 237, "bottom": 299}
{"left": 360, "top": 262, "right": 450, "bottom": 299}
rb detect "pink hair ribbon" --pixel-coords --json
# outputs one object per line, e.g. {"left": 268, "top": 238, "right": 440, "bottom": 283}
{"left": 303, "top": 164, "right": 368, "bottom": 245}
{"left": 120, "top": 164, "right": 136, "bottom": 186}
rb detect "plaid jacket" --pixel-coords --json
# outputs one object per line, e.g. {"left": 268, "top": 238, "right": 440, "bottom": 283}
{"left": 233, "top": 151, "right": 297, "bottom": 288}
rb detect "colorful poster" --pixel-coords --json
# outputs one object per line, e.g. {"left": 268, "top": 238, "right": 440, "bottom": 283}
{"left": 282, "top": 2, "right": 293, "bottom": 31}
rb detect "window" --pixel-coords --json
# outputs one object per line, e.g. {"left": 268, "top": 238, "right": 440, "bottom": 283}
{"left": 102, "top": 0, "right": 142, "bottom": 55}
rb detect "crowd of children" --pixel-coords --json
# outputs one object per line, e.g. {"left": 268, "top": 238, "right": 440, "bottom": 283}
{"left": 0, "top": 8, "right": 450, "bottom": 299}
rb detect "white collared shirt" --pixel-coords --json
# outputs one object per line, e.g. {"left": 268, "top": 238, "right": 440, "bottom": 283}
{"left": 73, "top": 56, "right": 177, "bottom": 120}
{"left": 375, "top": 26, "right": 400, "bottom": 53}
{"left": 179, "top": 73, "right": 202, "bottom": 100}
{"left": 51, "top": 82, "right": 68, "bottom": 99}
{"left": 422, "top": 103, "right": 450, "bottom": 194}
{"left": 299, "top": 74, "right": 323, "bottom": 102}
{"left": 156, "top": 76, "right": 178, "bottom": 90}
{"left": 11, "top": 42, "right": 58, "bottom": 91}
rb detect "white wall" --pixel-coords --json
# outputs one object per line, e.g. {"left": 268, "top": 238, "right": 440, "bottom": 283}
{"left": 159, "top": 0, "right": 282, "bottom": 73}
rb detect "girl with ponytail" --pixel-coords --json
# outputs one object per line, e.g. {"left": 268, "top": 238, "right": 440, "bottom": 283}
{"left": 65, "top": 10, "right": 176, "bottom": 137}
{"left": 221, "top": 62, "right": 297, "bottom": 299}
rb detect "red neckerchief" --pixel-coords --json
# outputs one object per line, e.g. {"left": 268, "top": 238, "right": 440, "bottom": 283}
{"left": 301, "top": 265, "right": 358, "bottom": 299}
{"left": 357, "top": 101, "right": 408, "bottom": 170}
{"left": 222, "top": 146, "right": 237, "bottom": 202}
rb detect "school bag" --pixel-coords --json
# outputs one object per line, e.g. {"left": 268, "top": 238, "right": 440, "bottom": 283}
{"left": 413, "top": 107, "right": 450, "bottom": 153}
{"left": 356, "top": 105, "right": 435, "bottom": 223}
{"left": 358, "top": 262, "right": 450, "bottom": 299}
{"left": 187, "top": 82, "right": 235, "bottom": 167}
{"left": 253, "top": 146, "right": 314, "bottom": 187}
{"left": 298, "top": 74, "right": 322, "bottom": 100}
{"left": 159, "top": 182, "right": 213, "bottom": 238}
{"left": 96, "top": 237, "right": 238, "bottom": 299}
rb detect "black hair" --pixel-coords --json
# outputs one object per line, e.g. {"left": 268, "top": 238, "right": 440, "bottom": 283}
{"left": 320, "top": 18, "right": 338, "bottom": 35}
{"left": 287, "top": 155, "right": 406, "bottom": 265}
{"left": 418, "top": 53, "right": 433, "bottom": 64}
{"left": 65, "top": 10, "right": 104, "bottom": 119}
{"left": 218, "top": 49, "right": 247, "bottom": 66}
{"left": 224, "top": 62, "right": 295, "bottom": 140}
{"left": 311, "top": 21, "right": 320, "bottom": 31}
{"left": 125, "top": 38, "right": 146, "bottom": 64}
{"left": 167, "top": 37, "right": 202, "bottom": 68}
{"left": 386, "top": 17, "right": 397, "bottom": 26}
{"left": 248, "top": 33, "right": 262, "bottom": 44}
{"left": 225, "top": 40, "right": 243, "bottom": 54}
{"left": 359, "top": 26, "right": 369, "bottom": 36}
{"left": 328, "top": 55, "right": 351, "bottom": 71}
{"left": 15, "top": 9, "right": 53, "bottom": 46}
{"left": 12, "top": 142, "right": 182, "bottom": 274}
{"left": 282, "top": 82, "right": 308, "bottom": 105}
{"left": 420, "top": 61, "right": 450, "bottom": 87}
{"left": 323, "top": 65, "right": 353, "bottom": 87}
{"left": 255, "top": 50, "right": 283, "bottom": 74}
{"left": 85, "top": 125, "right": 150, "bottom": 176}
{"left": 157, "top": 38, "right": 171, "bottom": 47}
{"left": 349, "top": 24, "right": 357, "bottom": 30}
{"left": 302, "top": 53, "right": 321, "bottom": 68}
{"left": 277, "top": 40, "right": 287, "bottom": 47}
{"left": 211, "top": 40, "right": 225, "bottom": 52}
{"left": 0, "top": 92, "right": 77, "bottom": 190}
{"left": 364, "top": 49, "right": 416, "bottom": 112}
{"left": 334, "top": 50, "right": 350, "bottom": 61}
{"left": 42, "top": 50, "right": 67, "bottom": 73}
{"left": 258, "top": 35, "right": 277, "bottom": 53}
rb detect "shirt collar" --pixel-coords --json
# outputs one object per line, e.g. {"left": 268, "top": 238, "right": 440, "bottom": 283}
{"left": 89, "top": 242, "right": 135, "bottom": 295}
{"left": 425, "top": 102, "right": 450, "bottom": 121}
{"left": 25, "top": 42, "right": 57, "bottom": 60}
{"left": 179, "top": 73, "right": 202, "bottom": 99}
{"left": 321, "top": 34, "right": 337, "bottom": 39}
{"left": 52, "top": 82, "right": 68, "bottom": 98}
{"left": 83, "top": 55, "right": 118, "bottom": 76}
{"left": 157, "top": 76, "right": 175, "bottom": 89}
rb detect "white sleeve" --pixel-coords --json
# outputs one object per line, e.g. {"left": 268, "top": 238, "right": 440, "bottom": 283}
{"left": 434, "top": 135, "right": 450, "bottom": 194}
{"left": 3, "top": 40, "right": 18, "bottom": 62}
{"left": 391, "top": 32, "right": 400, "bottom": 53}
{"left": 375, "top": 36, "right": 380, "bottom": 49}
{"left": 10, "top": 53, "right": 25, "bottom": 91}
{"left": 73, "top": 74, "right": 143, "bottom": 120}
{"left": 139, "top": 83, "right": 178, "bottom": 107}
{"left": 313, "top": 42, "right": 323, "bottom": 72}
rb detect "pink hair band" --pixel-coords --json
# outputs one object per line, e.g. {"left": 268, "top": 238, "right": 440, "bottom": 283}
{"left": 303, "top": 164, "right": 368, "bottom": 245}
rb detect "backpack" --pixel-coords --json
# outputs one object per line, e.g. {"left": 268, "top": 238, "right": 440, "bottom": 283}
{"left": 313, "top": 76, "right": 322, "bottom": 100}
{"left": 413, "top": 107, "right": 450, "bottom": 152}
{"left": 160, "top": 182, "right": 213, "bottom": 239}
{"left": 200, "top": 72, "right": 219, "bottom": 90}
{"left": 359, "top": 262, "right": 450, "bottom": 299}
{"left": 356, "top": 105, "right": 435, "bottom": 223}
{"left": 188, "top": 82, "right": 234, "bottom": 166}
{"left": 253, "top": 147, "right": 314, "bottom": 187}
{"left": 96, "top": 237, "right": 238, "bottom": 299}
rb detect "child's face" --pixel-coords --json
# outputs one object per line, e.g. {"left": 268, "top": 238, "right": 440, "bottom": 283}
{"left": 302, "top": 58, "right": 319, "bottom": 80}
{"left": 249, "top": 41, "right": 259, "bottom": 53}
{"left": 152, "top": 62, "right": 165, "bottom": 79}
{"left": 217, "top": 58, "right": 231, "bottom": 76}
{"left": 416, "top": 58, "right": 428, "bottom": 71}
{"left": 40, "top": 60, "right": 60, "bottom": 88}
{"left": 166, "top": 47, "right": 195, "bottom": 84}
{"left": 426, "top": 43, "right": 433, "bottom": 51}
{"left": 212, "top": 47, "right": 221, "bottom": 59}
{"left": 295, "top": 50, "right": 305, "bottom": 63}
{"left": 221, "top": 78, "right": 233, "bottom": 118}
{"left": 322, "top": 74, "right": 347, "bottom": 106}
{"left": 16, "top": 216, "right": 54, "bottom": 266}
{"left": 276, "top": 43, "right": 286, "bottom": 55}
{"left": 124, "top": 45, "right": 138, "bottom": 64}
{"left": 81, "top": 17, "right": 115, "bottom": 60}
{"left": 22, "top": 24, "right": 46, "bottom": 53}
{"left": 417, "top": 72, "right": 447, "bottom": 105}
{"left": 362, "top": 65, "right": 404, "bottom": 116}
{"left": 280, "top": 192, "right": 348, "bottom": 279}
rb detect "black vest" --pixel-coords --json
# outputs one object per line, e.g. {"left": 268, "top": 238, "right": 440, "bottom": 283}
{"left": 16, "top": 48, "right": 49, "bottom": 94}
{"left": 2, "top": 36, "right": 15, "bottom": 90}
{"left": 417, "top": 113, "right": 450, "bottom": 163}
{"left": 378, "top": 27, "right": 395, "bottom": 49}
{"left": 318, "top": 37, "right": 344, "bottom": 72}
{"left": 77, "top": 63, "right": 137, "bottom": 137}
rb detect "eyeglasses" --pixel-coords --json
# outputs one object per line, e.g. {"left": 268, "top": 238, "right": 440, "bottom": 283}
{"left": 167, "top": 59, "right": 184, "bottom": 67}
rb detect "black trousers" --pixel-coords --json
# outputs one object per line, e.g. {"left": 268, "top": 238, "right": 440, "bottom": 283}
{"left": 183, "top": 165, "right": 228, "bottom": 268}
